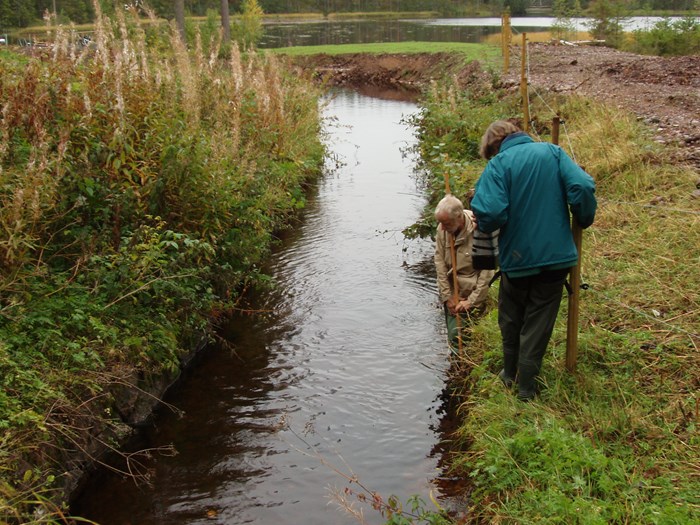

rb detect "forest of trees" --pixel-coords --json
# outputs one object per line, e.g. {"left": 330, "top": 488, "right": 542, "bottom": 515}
{"left": 0, "top": 0, "right": 697, "bottom": 31}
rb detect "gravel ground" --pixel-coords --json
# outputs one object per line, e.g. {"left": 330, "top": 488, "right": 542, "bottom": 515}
{"left": 506, "top": 43, "right": 700, "bottom": 169}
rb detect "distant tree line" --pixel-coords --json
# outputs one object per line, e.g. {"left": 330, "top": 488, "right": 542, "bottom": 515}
{"left": 0, "top": 0, "right": 697, "bottom": 29}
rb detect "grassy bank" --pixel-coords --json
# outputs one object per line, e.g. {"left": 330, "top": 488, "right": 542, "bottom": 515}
{"left": 407, "top": 70, "right": 699, "bottom": 523}
{"left": 269, "top": 41, "right": 501, "bottom": 62}
{"left": 0, "top": 8, "right": 324, "bottom": 523}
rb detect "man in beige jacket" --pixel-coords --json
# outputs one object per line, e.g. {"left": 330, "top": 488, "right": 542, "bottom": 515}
{"left": 434, "top": 194, "right": 495, "bottom": 349}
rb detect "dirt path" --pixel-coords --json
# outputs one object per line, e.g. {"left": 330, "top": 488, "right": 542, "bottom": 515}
{"left": 293, "top": 45, "right": 700, "bottom": 170}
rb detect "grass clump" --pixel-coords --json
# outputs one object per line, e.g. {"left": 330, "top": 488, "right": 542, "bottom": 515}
{"left": 0, "top": 5, "right": 324, "bottom": 522}
{"left": 410, "top": 73, "right": 699, "bottom": 523}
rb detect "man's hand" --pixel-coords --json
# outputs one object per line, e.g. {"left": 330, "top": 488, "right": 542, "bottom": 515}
{"left": 455, "top": 300, "right": 472, "bottom": 313}
{"left": 466, "top": 210, "right": 477, "bottom": 232}
{"left": 445, "top": 297, "right": 458, "bottom": 315}
{"left": 447, "top": 298, "right": 472, "bottom": 314}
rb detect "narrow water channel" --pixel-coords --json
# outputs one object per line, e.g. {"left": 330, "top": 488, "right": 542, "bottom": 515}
{"left": 72, "top": 90, "right": 453, "bottom": 524}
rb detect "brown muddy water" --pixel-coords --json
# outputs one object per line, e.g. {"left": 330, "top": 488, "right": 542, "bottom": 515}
{"left": 71, "top": 90, "right": 457, "bottom": 524}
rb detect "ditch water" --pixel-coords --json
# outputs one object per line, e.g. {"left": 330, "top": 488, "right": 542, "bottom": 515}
{"left": 71, "top": 91, "right": 457, "bottom": 524}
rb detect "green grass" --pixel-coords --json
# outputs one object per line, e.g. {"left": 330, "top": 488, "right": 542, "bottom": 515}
{"left": 268, "top": 41, "right": 500, "bottom": 61}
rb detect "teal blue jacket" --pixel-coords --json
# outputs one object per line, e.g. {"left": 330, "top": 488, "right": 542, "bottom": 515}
{"left": 471, "top": 133, "right": 597, "bottom": 275}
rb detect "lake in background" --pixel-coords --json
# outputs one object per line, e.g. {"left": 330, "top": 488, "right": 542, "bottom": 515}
{"left": 260, "top": 16, "right": 697, "bottom": 48}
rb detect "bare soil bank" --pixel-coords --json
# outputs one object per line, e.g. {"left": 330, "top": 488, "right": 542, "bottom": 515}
{"left": 293, "top": 45, "right": 700, "bottom": 170}
{"left": 292, "top": 52, "right": 490, "bottom": 100}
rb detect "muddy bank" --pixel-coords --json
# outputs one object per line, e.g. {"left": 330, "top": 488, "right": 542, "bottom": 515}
{"left": 60, "top": 341, "right": 207, "bottom": 505}
{"left": 292, "top": 52, "right": 492, "bottom": 100}
{"left": 513, "top": 43, "right": 700, "bottom": 169}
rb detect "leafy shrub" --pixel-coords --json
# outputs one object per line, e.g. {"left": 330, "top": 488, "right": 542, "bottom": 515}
{"left": 628, "top": 16, "right": 700, "bottom": 55}
{"left": 402, "top": 78, "right": 517, "bottom": 239}
{"left": 234, "top": 0, "right": 265, "bottom": 50}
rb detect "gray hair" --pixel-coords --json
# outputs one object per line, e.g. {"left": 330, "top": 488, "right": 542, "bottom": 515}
{"left": 435, "top": 194, "right": 464, "bottom": 220}
{"left": 479, "top": 120, "right": 521, "bottom": 160}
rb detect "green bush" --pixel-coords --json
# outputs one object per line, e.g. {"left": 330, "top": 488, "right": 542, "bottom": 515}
{"left": 587, "top": 0, "right": 628, "bottom": 48}
{"left": 402, "top": 78, "right": 517, "bottom": 239}
{"left": 628, "top": 16, "right": 700, "bottom": 55}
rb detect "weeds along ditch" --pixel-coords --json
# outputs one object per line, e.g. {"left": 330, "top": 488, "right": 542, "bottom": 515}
{"left": 0, "top": 8, "right": 324, "bottom": 523}
{"left": 408, "top": 77, "right": 699, "bottom": 522}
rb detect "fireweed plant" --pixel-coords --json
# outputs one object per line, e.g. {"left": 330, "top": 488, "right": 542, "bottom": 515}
{"left": 0, "top": 4, "right": 324, "bottom": 521}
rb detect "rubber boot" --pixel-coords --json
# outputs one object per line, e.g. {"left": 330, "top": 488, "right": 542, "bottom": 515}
{"left": 517, "top": 360, "right": 540, "bottom": 401}
{"left": 498, "top": 369, "right": 514, "bottom": 388}
{"left": 499, "top": 351, "right": 518, "bottom": 388}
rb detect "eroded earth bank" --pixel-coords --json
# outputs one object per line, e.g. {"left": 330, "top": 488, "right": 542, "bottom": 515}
{"left": 293, "top": 45, "right": 700, "bottom": 170}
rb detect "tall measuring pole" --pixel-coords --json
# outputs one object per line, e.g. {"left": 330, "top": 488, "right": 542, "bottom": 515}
{"left": 553, "top": 117, "right": 583, "bottom": 371}
{"left": 443, "top": 173, "right": 463, "bottom": 354}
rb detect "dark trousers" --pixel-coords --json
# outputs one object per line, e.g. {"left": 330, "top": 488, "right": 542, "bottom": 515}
{"left": 498, "top": 269, "right": 569, "bottom": 395}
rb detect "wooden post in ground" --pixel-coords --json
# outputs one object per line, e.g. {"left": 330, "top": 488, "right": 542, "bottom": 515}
{"left": 567, "top": 222, "right": 583, "bottom": 371}
{"left": 552, "top": 116, "right": 583, "bottom": 371}
{"left": 520, "top": 33, "right": 529, "bottom": 132}
{"left": 552, "top": 116, "right": 560, "bottom": 146}
{"left": 507, "top": 13, "right": 512, "bottom": 48}
{"left": 501, "top": 14, "right": 505, "bottom": 57}
{"left": 504, "top": 12, "right": 511, "bottom": 73}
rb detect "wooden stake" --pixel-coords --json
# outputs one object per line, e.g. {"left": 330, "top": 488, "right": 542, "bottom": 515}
{"left": 521, "top": 33, "right": 529, "bottom": 132}
{"left": 501, "top": 13, "right": 505, "bottom": 57}
{"left": 567, "top": 222, "right": 583, "bottom": 371}
{"left": 503, "top": 12, "right": 511, "bottom": 73}
{"left": 552, "top": 115, "right": 560, "bottom": 146}
{"left": 552, "top": 116, "right": 582, "bottom": 372}
{"left": 443, "top": 172, "right": 463, "bottom": 353}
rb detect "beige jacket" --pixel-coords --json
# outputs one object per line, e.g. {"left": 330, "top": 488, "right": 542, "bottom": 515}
{"left": 434, "top": 210, "right": 495, "bottom": 308}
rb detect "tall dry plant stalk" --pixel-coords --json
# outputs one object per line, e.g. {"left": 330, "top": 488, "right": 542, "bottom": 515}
{"left": 0, "top": 1, "right": 321, "bottom": 273}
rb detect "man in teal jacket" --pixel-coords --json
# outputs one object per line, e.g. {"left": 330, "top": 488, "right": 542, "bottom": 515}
{"left": 471, "top": 120, "right": 597, "bottom": 401}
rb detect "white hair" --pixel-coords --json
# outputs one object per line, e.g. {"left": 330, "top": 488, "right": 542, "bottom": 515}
{"left": 435, "top": 194, "right": 464, "bottom": 220}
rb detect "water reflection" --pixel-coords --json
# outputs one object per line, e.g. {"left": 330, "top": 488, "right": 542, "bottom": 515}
{"left": 422, "top": 15, "right": 698, "bottom": 30}
{"left": 260, "top": 19, "right": 498, "bottom": 48}
{"left": 71, "top": 91, "right": 454, "bottom": 525}
{"left": 261, "top": 16, "right": 699, "bottom": 48}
